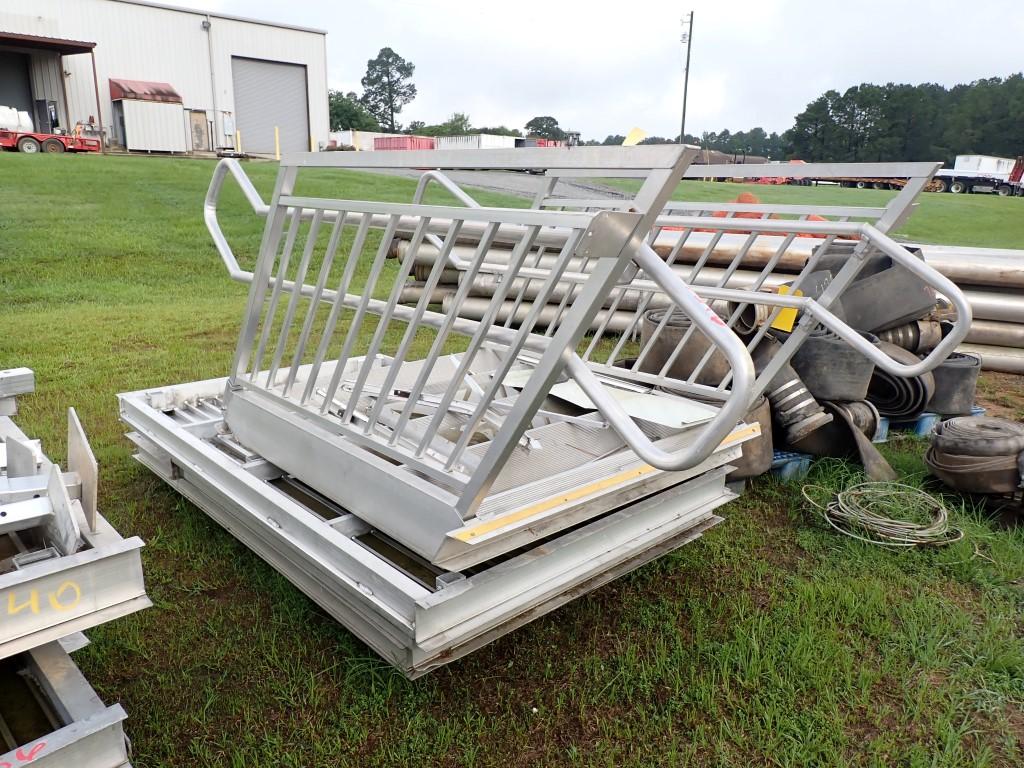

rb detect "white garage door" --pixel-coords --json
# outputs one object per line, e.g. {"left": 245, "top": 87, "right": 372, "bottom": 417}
{"left": 231, "top": 57, "right": 309, "bottom": 155}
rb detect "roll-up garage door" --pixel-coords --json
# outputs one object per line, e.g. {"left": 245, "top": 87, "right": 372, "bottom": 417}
{"left": 231, "top": 57, "right": 309, "bottom": 155}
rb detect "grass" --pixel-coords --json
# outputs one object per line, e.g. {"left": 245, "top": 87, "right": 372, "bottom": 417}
{"left": 2, "top": 153, "right": 1023, "bottom": 767}
{"left": 603, "top": 178, "right": 1024, "bottom": 249}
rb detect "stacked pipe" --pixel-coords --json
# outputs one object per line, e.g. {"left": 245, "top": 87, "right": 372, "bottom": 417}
{"left": 391, "top": 234, "right": 1024, "bottom": 374}
{"left": 649, "top": 232, "right": 1024, "bottom": 374}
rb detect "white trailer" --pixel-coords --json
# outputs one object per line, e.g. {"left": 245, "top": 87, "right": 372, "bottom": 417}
{"left": 435, "top": 134, "right": 517, "bottom": 150}
{"left": 934, "top": 154, "right": 1024, "bottom": 196}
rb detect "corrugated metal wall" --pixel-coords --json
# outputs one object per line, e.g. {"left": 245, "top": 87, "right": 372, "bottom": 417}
{"left": 231, "top": 57, "right": 309, "bottom": 154}
{"left": 28, "top": 52, "right": 67, "bottom": 129}
{"left": 436, "top": 135, "right": 518, "bottom": 150}
{"left": 121, "top": 100, "right": 187, "bottom": 152}
{"left": 0, "top": 0, "right": 328, "bottom": 151}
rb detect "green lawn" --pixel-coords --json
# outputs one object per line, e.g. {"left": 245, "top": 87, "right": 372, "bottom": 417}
{"left": 1, "top": 154, "right": 1022, "bottom": 767}
{"left": 604, "top": 178, "right": 1024, "bottom": 249}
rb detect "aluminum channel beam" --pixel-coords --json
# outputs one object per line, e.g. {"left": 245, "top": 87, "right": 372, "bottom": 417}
{"left": 0, "top": 642, "right": 130, "bottom": 767}
{"left": 1, "top": 400, "right": 150, "bottom": 661}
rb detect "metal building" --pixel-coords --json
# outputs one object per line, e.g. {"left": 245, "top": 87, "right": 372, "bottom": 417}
{"left": 0, "top": 0, "right": 328, "bottom": 154}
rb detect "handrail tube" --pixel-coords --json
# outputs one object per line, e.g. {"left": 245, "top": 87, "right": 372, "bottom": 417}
{"left": 560, "top": 242, "right": 755, "bottom": 473}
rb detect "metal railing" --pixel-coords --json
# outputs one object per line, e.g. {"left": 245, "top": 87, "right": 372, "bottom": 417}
{"left": 508, "top": 161, "right": 972, "bottom": 401}
{"left": 205, "top": 147, "right": 756, "bottom": 518}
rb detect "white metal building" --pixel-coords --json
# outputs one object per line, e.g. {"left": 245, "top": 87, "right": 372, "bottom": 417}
{"left": 0, "top": 0, "right": 328, "bottom": 153}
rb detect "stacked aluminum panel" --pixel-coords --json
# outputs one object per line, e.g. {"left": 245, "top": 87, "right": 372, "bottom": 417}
{"left": 1, "top": 368, "right": 150, "bottom": 767}
{"left": 122, "top": 146, "right": 761, "bottom": 676}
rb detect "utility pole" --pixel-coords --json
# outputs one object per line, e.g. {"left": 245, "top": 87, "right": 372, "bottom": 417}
{"left": 679, "top": 11, "right": 694, "bottom": 144}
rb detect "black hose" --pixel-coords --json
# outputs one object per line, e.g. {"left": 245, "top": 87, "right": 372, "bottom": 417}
{"left": 932, "top": 417, "right": 1024, "bottom": 456}
{"left": 926, "top": 416, "right": 1024, "bottom": 495}
{"left": 866, "top": 341, "right": 935, "bottom": 418}
{"left": 926, "top": 353, "right": 982, "bottom": 416}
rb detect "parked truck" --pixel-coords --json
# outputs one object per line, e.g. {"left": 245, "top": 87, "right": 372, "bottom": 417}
{"left": 933, "top": 154, "right": 1024, "bottom": 196}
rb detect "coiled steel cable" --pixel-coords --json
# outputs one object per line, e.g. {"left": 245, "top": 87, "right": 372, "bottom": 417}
{"left": 802, "top": 482, "right": 964, "bottom": 548}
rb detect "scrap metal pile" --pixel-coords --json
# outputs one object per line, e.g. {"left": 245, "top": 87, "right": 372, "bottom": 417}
{"left": 394, "top": 160, "right": 978, "bottom": 481}
{"left": 919, "top": 245, "right": 1024, "bottom": 374}
{"left": 0, "top": 368, "right": 150, "bottom": 766}
{"left": 120, "top": 147, "right": 974, "bottom": 677}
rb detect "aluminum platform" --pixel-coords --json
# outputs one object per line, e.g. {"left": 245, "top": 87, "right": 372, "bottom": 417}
{"left": 121, "top": 374, "right": 736, "bottom": 676}
{"left": 119, "top": 147, "right": 970, "bottom": 675}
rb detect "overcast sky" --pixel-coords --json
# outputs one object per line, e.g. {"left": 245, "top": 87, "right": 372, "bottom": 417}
{"left": 205, "top": 0, "right": 1024, "bottom": 139}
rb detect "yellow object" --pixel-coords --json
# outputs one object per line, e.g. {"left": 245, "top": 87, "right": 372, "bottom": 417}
{"left": 771, "top": 285, "right": 802, "bottom": 332}
{"left": 274, "top": 126, "right": 280, "bottom": 160}
{"left": 235, "top": 130, "right": 242, "bottom": 154}
{"left": 622, "top": 127, "right": 648, "bottom": 146}
{"left": 452, "top": 422, "right": 761, "bottom": 542}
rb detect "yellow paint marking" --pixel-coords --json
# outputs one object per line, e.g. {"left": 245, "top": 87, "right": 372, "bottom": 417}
{"left": 770, "top": 285, "right": 802, "bottom": 332}
{"left": 452, "top": 423, "right": 760, "bottom": 542}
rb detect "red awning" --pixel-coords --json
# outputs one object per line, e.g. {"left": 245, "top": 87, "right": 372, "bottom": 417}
{"left": 0, "top": 31, "right": 96, "bottom": 55}
{"left": 109, "top": 78, "right": 182, "bottom": 104}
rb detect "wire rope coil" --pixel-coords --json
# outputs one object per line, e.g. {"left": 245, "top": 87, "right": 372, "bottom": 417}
{"left": 802, "top": 481, "right": 964, "bottom": 548}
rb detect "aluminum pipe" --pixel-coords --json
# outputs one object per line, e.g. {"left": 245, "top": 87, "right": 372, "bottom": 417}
{"left": 957, "top": 344, "right": 1024, "bottom": 374}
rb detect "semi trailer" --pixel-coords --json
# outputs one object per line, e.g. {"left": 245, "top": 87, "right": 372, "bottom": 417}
{"left": 933, "top": 155, "right": 1024, "bottom": 196}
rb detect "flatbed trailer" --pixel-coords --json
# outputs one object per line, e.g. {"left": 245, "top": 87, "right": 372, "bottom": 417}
{"left": 0, "top": 130, "right": 102, "bottom": 154}
{"left": 791, "top": 176, "right": 943, "bottom": 191}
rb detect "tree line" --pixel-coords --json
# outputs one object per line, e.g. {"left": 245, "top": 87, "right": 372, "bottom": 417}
{"left": 330, "top": 48, "right": 1023, "bottom": 163}
{"left": 788, "top": 76, "right": 1024, "bottom": 163}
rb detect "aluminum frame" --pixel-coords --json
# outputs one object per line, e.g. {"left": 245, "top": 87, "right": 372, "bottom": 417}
{"left": 204, "top": 146, "right": 759, "bottom": 564}
{"left": 128, "top": 150, "right": 971, "bottom": 675}
{"left": 119, "top": 375, "right": 736, "bottom": 676}
{"left": 0, "top": 374, "right": 150, "bottom": 661}
{"left": 498, "top": 160, "right": 971, "bottom": 401}
{"left": 0, "top": 642, "right": 130, "bottom": 768}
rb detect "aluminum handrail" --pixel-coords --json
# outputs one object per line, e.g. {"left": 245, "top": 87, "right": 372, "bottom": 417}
{"left": 411, "top": 170, "right": 482, "bottom": 261}
{"left": 205, "top": 151, "right": 759, "bottom": 481}
{"left": 644, "top": 215, "right": 972, "bottom": 378}
{"left": 208, "top": 159, "right": 969, "bottom": 388}
{"left": 204, "top": 158, "right": 268, "bottom": 282}
{"left": 565, "top": 241, "right": 754, "bottom": 471}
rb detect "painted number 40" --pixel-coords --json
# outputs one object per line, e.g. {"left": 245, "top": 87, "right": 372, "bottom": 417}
{"left": 4, "top": 581, "right": 82, "bottom": 616}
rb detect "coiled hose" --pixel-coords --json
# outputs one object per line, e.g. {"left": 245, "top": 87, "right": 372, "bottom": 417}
{"left": 802, "top": 482, "right": 963, "bottom": 548}
{"left": 866, "top": 341, "right": 936, "bottom": 419}
{"left": 926, "top": 416, "right": 1024, "bottom": 494}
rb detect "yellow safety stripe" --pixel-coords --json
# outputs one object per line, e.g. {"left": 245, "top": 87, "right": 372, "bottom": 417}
{"left": 451, "top": 422, "right": 760, "bottom": 542}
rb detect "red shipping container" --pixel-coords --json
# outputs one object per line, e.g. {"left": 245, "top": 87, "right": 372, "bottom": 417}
{"left": 373, "top": 135, "right": 436, "bottom": 151}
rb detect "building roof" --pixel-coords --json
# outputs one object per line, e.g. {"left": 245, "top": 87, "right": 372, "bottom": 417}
{"left": 0, "top": 31, "right": 96, "bottom": 55}
{"left": 108, "top": 0, "right": 326, "bottom": 35}
{"left": 110, "top": 78, "right": 183, "bottom": 104}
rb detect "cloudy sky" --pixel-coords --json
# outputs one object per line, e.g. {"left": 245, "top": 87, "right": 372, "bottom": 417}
{"left": 205, "top": 0, "right": 1024, "bottom": 140}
